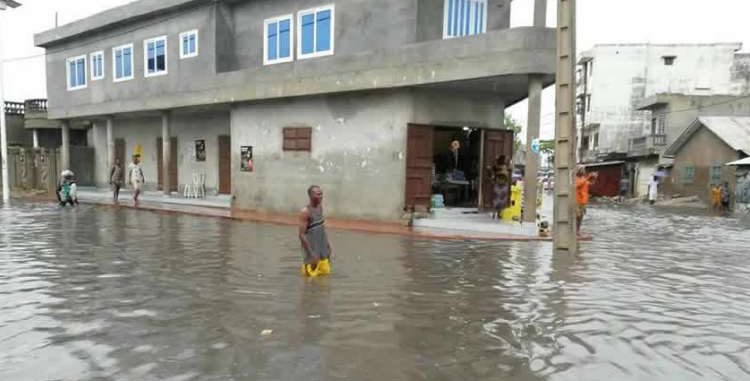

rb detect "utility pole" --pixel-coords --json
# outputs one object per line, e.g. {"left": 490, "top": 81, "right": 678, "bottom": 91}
{"left": 554, "top": 0, "right": 578, "bottom": 256}
{"left": 0, "top": 0, "right": 22, "bottom": 203}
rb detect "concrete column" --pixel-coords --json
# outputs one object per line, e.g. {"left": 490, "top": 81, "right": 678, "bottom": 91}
{"left": 524, "top": 76, "right": 543, "bottom": 223}
{"left": 32, "top": 129, "right": 39, "bottom": 149}
{"left": 61, "top": 121, "right": 71, "bottom": 171}
{"left": 554, "top": 0, "right": 578, "bottom": 256}
{"left": 161, "top": 111, "right": 171, "bottom": 196}
{"left": 106, "top": 116, "right": 114, "bottom": 171}
{"left": 534, "top": 0, "right": 548, "bottom": 27}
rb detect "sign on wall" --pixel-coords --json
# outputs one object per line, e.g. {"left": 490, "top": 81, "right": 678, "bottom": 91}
{"left": 240, "top": 146, "right": 254, "bottom": 172}
{"left": 195, "top": 139, "right": 206, "bottom": 162}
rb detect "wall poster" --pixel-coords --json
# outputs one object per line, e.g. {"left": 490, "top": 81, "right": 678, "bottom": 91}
{"left": 195, "top": 139, "right": 206, "bottom": 162}
{"left": 240, "top": 146, "right": 254, "bottom": 172}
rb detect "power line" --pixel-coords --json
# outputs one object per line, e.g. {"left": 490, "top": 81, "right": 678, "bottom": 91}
{"left": 1, "top": 53, "right": 45, "bottom": 63}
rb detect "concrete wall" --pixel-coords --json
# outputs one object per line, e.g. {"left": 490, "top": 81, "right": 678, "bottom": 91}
{"left": 90, "top": 124, "right": 110, "bottom": 188}
{"left": 231, "top": 0, "right": 418, "bottom": 71}
{"left": 580, "top": 43, "right": 745, "bottom": 155}
{"left": 230, "top": 90, "right": 412, "bottom": 220}
{"left": 5, "top": 114, "right": 32, "bottom": 147}
{"left": 110, "top": 111, "right": 229, "bottom": 192}
{"left": 40, "top": 0, "right": 555, "bottom": 119}
{"left": 736, "top": 167, "right": 750, "bottom": 211}
{"left": 44, "top": 3, "right": 215, "bottom": 112}
{"left": 669, "top": 127, "right": 739, "bottom": 202}
{"left": 230, "top": 88, "right": 504, "bottom": 220}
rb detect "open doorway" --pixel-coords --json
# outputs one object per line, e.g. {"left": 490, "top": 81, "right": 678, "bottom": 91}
{"left": 431, "top": 126, "right": 482, "bottom": 208}
{"left": 404, "top": 124, "right": 515, "bottom": 213}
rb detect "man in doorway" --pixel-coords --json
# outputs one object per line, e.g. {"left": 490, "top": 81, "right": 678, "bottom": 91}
{"left": 299, "top": 185, "right": 333, "bottom": 277}
{"left": 575, "top": 166, "right": 597, "bottom": 235}
{"left": 128, "top": 155, "right": 145, "bottom": 203}
{"left": 648, "top": 176, "right": 659, "bottom": 205}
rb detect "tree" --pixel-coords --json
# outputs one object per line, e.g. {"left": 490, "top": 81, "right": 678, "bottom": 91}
{"left": 504, "top": 113, "right": 523, "bottom": 153}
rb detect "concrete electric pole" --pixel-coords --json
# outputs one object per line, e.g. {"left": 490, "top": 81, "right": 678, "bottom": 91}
{"left": 0, "top": 0, "right": 22, "bottom": 203}
{"left": 554, "top": 0, "right": 578, "bottom": 256}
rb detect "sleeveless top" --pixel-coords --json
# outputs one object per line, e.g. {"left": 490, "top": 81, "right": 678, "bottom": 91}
{"left": 303, "top": 205, "right": 330, "bottom": 260}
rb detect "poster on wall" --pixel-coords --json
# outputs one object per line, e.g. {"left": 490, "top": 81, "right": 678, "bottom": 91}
{"left": 240, "top": 146, "right": 254, "bottom": 172}
{"left": 195, "top": 140, "right": 206, "bottom": 162}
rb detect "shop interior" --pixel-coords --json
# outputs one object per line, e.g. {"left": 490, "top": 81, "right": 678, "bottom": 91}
{"left": 431, "top": 126, "right": 482, "bottom": 208}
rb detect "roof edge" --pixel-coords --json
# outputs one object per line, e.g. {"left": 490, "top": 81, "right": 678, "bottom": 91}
{"left": 663, "top": 118, "right": 703, "bottom": 157}
{"left": 34, "top": 0, "right": 210, "bottom": 47}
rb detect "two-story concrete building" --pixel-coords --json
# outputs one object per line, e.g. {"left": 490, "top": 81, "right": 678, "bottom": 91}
{"left": 35, "top": 0, "right": 555, "bottom": 221}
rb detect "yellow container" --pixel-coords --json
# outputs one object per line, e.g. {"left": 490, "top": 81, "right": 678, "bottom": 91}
{"left": 501, "top": 183, "right": 523, "bottom": 221}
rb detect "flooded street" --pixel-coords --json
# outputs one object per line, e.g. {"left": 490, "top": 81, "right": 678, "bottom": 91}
{"left": 1, "top": 201, "right": 750, "bottom": 381}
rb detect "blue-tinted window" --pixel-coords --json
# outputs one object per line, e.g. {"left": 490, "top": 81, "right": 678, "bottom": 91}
{"left": 265, "top": 16, "right": 293, "bottom": 64}
{"left": 67, "top": 56, "right": 86, "bottom": 89}
{"left": 298, "top": 6, "right": 334, "bottom": 58}
{"left": 146, "top": 37, "right": 167, "bottom": 76}
{"left": 301, "top": 13, "right": 315, "bottom": 55}
{"left": 180, "top": 30, "right": 198, "bottom": 58}
{"left": 114, "top": 45, "right": 133, "bottom": 81}
{"left": 91, "top": 53, "right": 104, "bottom": 79}
{"left": 444, "top": 0, "right": 486, "bottom": 38}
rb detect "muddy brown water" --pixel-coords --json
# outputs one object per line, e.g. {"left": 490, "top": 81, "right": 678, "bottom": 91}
{"left": 1, "top": 201, "right": 749, "bottom": 380}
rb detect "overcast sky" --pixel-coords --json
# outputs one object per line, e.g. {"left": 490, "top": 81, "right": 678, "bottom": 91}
{"left": 2, "top": 0, "right": 750, "bottom": 139}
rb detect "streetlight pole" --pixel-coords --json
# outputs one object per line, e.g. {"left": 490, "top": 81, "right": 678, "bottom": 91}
{"left": 554, "top": 0, "right": 578, "bottom": 256}
{"left": 0, "top": 0, "right": 21, "bottom": 203}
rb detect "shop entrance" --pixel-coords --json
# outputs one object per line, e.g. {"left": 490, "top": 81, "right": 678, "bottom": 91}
{"left": 404, "top": 124, "right": 514, "bottom": 212}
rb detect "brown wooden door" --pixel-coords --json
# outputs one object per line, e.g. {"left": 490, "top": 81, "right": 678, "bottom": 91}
{"left": 115, "top": 139, "right": 126, "bottom": 167}
{"left": 404, "top": 124, "right": 434, "bottom": 210}
{"left": 156, "top": 137, "right": 178, "bottom": 192}
{"left": 481, "top": 129, "right": 514, "bottom": 209}
{"left": 218, "top": 135, "right": 231, "bottom": 194}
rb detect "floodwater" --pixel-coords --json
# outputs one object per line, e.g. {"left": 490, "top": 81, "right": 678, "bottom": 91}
{"left": 1, "top": 201, "right": 749, "bottom": 381}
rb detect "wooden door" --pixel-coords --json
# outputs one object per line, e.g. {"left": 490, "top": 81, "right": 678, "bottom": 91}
{"left": 156, "top": 137, "right": 178, "bottom": 192}
{"left": 218, "top": 135, "right": 231, "bottom": 194}
{"left": 404, "top": 124, "right": 434, "bottom": 210}
{"left": 115, "top": 139, "right": 126, "bottom": 167}
{"left": 481, "top": 129, "right": 514, "bottom": 209}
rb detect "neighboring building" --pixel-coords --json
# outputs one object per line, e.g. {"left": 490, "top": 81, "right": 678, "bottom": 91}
{"left": 582, "top": 161, "right": 625, "bottom": 198}
{"left": 630, "top": 93, "right": 750, "bottom": 196}
{"left": 726, "top": 157, "right": 750, "bottom": 211}
{"left": 663, "top": 117, "right": 750, "bottom": 203}
{"left": 34, "top": 0, "right": 556, "bottom": 221}
{"left": 577, "top": 43, "right": 748, "bottom": 163}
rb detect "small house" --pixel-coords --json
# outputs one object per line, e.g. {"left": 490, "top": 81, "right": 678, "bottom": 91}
{"left": 663, "top": 116, "right": 750, "bottom": 203}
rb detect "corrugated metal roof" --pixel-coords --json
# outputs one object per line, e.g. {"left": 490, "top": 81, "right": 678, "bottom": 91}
{"left": 699, "top": 117, "right": 750, "bottom": 153}
{"left": 664, "top": 116, "right": 750, "bottom": 157}
{"left": 726, "top": 157, "right": 750, "bottom": 166}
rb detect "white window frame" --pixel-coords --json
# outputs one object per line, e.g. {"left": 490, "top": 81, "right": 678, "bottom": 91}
{"left": 442, "top": 0, "right": 488, "bottom": 39}
{"left": 90, "top": 51, "right": 105, "bottom": 81}
{"left": 179, "top": 30, "right": 199, "bottom": 59}
{"left": 296, "top": 4, "right": 335, "bottom": 60}
{"left": 144, "top": 35, "right": 168, "bottom": 78}
{"left": 263, "top": 14, "right": 294, "bottom": 65}
{"left": 66, "top": 55, "right": 87, "bottom": 91}
{"left": 112, "top": 43, "right": 134, "bottom": 83}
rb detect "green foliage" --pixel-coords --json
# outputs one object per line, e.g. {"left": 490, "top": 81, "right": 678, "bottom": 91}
{"left": 504, "top": 113, "right": 522, "bottom": 152}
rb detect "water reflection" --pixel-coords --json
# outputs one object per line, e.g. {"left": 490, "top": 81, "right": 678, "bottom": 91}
{"left": 0, "top": 201, "right": 749, "bottom": 380}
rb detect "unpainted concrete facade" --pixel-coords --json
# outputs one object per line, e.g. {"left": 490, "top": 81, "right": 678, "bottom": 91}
{"left": 36, "top": 0, "right": 554, "bottom": 220}
{"left": 231, "top": 89, "right": 505, "bottom": 220}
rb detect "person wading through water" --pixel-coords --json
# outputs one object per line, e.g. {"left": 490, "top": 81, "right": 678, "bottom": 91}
{"left": 299, "top": 185, "right": 333, "bottom": 277}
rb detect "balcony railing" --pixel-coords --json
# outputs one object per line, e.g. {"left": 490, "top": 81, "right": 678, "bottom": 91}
{"left": 629, "top": 134, "right": 667, "bottom": 156}
{"left": 25, "top": 99, "right": 48, "bottom": 113}
{"left": 4, "top": 101, "right": 24, "bottom": 115}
